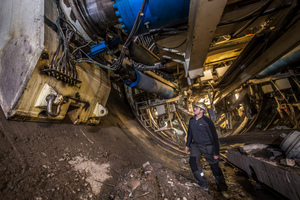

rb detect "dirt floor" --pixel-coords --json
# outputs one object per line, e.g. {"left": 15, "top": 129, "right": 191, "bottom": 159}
{"left": 0, "top": 85, "right": 285, "bottom": 200}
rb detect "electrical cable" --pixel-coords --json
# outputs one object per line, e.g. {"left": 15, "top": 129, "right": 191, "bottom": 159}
{"left": 132, "top": 61, "right": 164, "bottom": 71}
{"left": 75, "top": 48, "right": 116, "bottom": 70}
{"left": 112, "top": 0, "right": 148, "bottom": 71}
{"left": 75, "top": 60, "right": 114, "bottom": 70}
{"left": 232, "top": 0, "right": 273, "bottom": 38}
{"left": 48, "top": 0, "right": 114, "bottom": 84}
{"left": 71, "top": 41, "right": 93, "bottom": 55}
{"left": 47, "top": 0, "right": 91, "bottom": 83}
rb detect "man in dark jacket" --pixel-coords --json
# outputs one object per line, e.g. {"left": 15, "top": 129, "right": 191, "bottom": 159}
{"left": 185, "top": 102, "right": 228, "bottom": 192}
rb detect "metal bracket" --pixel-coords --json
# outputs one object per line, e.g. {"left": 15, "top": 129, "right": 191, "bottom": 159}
{"left": 46, "top": 94, "right": 63, "bottom": 117}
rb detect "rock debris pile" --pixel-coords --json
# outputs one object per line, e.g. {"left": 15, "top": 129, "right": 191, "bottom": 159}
{"left": 112, "top": 162, "right": 212, "bottom": 200}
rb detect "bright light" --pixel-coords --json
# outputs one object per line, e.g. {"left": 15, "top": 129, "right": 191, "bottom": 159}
{"left": 235, "top": 93, "right": 239, "bottom": 100}
{"left": 213, "top": 97, "right": 220, "bottom": 104}
{"left": 199, "top": 99, "right": 205, "bottom": 103}
{"left": 204, "top": 100, "right": 211, "bottom": 105}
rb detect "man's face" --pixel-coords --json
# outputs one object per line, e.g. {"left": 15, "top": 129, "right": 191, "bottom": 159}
{"left": 193, "top": 106, "right": 204, "bottom": 115}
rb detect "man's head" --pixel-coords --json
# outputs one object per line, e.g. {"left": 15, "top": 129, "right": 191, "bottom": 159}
{"left": 193, "top": 102, "right": 206, "bottom": 116}
{"left": 195, "top": 102, "right": 206, "bottom": 110}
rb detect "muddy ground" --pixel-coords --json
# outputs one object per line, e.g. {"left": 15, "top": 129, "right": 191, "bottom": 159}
{"left": 0, "top": 85, "right": 284, "bottom": 200}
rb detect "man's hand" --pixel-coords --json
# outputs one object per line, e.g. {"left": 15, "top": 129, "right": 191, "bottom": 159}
{"left": 213, "top": 155, "right": 219, "bottom": 160}
{"left": 185, "top": 146, "right": 190, "bottom": 152}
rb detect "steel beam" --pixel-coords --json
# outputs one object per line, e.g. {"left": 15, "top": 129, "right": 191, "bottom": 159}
{"left": 204, "top": 36, "right": 252, "bottom": 66}
{"left": 185, "top": 0, "right": 227, "bottom": 79}
{"left": 215, "top": 19, "right": 300, "bottom": 104}
{"left": 219, "top": 129, "right": 298, "bottom": 145}
{"left": 227, "top": 149, "right": 300, "bottom": 200}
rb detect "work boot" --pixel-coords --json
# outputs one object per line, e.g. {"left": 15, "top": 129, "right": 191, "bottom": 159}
{"left": 220, "top": 190, "right": 230, "bottom": 199}
{"left": 197, "top": 180, "right": 209, "bottom": 191}
{"left": 214, "top": 175, "right": 228, "bottom": 191}
{"left": 193, "top": 171, "right": 209, "bottom": 191}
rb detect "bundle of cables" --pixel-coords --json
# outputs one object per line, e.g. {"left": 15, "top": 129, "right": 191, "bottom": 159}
{"left": 47, "top": 0, "right": 89, "bottom": 84}
{"left": 49, "top": 0, "right": 149, "bottom": 84}
{"left": 72, "top": 0, "right": 149, "bottom": 72}
{"left": 111, "top": 0, "right": 148, "bottom": 71}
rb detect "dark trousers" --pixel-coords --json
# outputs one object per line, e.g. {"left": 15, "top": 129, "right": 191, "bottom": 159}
{"left": 189, "top": 143, "right": 228, "bottom": 191}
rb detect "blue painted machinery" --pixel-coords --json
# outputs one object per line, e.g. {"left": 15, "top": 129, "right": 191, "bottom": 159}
{"left": 87, "top": 41, "right": 109, "bottom": 58}
{"left": 71, "top": 0, "right": 190, "bottom": 39}
{"left": 73, "top": 0, "right": 190, "bottom": 98}
{"left": 69, "top": 0, "right": 189, "bottom": 98}
{"left": 86, "top": 0, "right": 190, "bottom": 54}
{"left": 113, "top": 0, "right": 190, "bottom": 34}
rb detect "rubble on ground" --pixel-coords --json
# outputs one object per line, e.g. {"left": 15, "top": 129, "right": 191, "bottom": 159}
{"left": 112, "top": 162, "right": 213, "bottom": 200}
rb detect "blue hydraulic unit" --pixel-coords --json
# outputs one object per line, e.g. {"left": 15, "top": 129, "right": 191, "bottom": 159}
{"left": 87, "top": 41, "right": 109, "bottom": 58}
{"left": 113, "top": 0, "right": 190, "bottom": 34}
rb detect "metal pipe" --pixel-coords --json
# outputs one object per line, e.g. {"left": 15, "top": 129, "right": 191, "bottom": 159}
{"left": 231, "top": 116, "right": 249, "bottom": 136}
{"left": 257, "top": 45, "right": 300, "bottom": 78}
{"left": 128, "top": 70, "right": 175, "bottom": 99}
{"left": 144, "top": 71, "right": 177, "bottom": 89}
